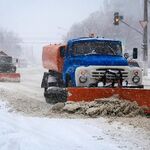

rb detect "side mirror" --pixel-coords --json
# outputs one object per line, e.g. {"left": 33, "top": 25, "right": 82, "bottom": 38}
{"left": 124, "top": 53, "right": 129, "bottom": 59}
{"left": 133, "top": 48, "right": 138, "bottom": 59}
{"left": 60, "top": 47, "right": 65, "bottom": 58}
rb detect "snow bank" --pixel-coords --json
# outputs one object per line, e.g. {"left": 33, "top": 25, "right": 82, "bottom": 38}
{"left": 0, "top": 102, "right": 119, "bottom": 150}
{"left": 52, "top": 96, "right": 146, "bottom": 117}
{"left": 0, "top": 101, "right": 150, "bottom": 150}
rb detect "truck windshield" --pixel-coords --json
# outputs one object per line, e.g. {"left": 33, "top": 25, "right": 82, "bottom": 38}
{"left": 0, "top": 56, "right": 12, "bottom": 64}
{"left": 73, "top": 41, "right": 122, "bottom": 56}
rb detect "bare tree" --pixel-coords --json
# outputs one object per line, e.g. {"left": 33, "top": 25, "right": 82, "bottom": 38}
{"left": 0, "top": 28, "right": 22, "bottom": 57}
{"left": 64, "top": 0, "right": 147, "bottom": 55}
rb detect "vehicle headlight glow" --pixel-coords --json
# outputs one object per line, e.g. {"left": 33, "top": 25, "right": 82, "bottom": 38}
{"left": 80, "top": 70, "right": 88, "bottom": 75}
{"left": 133, "top": 70, "right": 139, "bottom": 76}
{"left": 132, "top": 76, "right": 140, "bottom": 83}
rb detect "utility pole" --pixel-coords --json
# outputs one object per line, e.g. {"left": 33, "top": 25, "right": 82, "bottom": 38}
{"left": 143, "top": 0, "right": 148, "bottom": 76}
{"left": 113, "top": 1, "right": 149, "bottom": 75}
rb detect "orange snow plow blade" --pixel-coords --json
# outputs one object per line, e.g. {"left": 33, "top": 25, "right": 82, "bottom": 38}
{"left": 0, "top": 73, "right": 20, "bottom": 82}
{"left": 67, "top": 88, "right": 150, "bottom": 114}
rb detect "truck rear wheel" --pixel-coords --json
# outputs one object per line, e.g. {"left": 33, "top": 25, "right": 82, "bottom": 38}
{"left": 44, "top": 87, "right": 67, "bottom": 104}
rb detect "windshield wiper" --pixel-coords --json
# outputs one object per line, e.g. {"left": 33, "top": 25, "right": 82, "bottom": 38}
{"left": 106, "top": 45, "right": 116, "bottom": 55}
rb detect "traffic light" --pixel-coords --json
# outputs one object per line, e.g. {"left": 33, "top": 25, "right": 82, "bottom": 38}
{"left": 133, "top": 48, "right": 138, "bottom": 59}
{"left": 114, "top": 12, "right": 120, "bottom": 25}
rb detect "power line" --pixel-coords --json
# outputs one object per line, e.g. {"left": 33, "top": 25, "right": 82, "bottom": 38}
{"left": 120, "top": 20, "right": 143, "bottom": 35}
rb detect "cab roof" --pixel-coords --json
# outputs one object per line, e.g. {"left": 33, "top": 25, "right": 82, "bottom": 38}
{"left": 67, "top": 37, "right": 121, "bottom": 44}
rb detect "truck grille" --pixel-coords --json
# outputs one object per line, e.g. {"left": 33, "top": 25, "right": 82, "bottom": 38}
{"left": 91, "top": 68, "right": 128, "bottom": 80}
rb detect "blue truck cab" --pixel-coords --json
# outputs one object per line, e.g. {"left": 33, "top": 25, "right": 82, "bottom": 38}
{"left": 62, "top": 37, "right": 135, "bottom": 87}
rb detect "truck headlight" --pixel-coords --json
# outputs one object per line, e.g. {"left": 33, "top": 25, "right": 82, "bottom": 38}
{"left": 132, "top": 76, "right": 140, "bottom": 83}
{"left": 79, "top": 75, "right": 88, "bottom": 83}
{"left": 80, "top": 70, "right": 88, "bottom": 75}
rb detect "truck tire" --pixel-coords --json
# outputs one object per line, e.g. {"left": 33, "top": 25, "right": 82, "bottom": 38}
{"left": 11, "top": 66, "right": 16, "bottom": 73}
{"left": 44, "top": 87, "right": 67, "bottom": 104}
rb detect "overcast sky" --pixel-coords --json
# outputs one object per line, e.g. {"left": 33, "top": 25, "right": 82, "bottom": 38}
{"left": 0, "top": 0, "right": 102, "bottom": 42}
{"left": 0, "top": 0, "right": 103, "bottom": 62}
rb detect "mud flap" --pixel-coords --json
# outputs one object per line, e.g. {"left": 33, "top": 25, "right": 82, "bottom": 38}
{"left": 0, "top": 73, "right": 20, "bottom": 82}
{"left": 41, "top": 72, "right": 49, "bottom": 88}
{"left": 67, "top": 88, "right": 150, "bottom": 114}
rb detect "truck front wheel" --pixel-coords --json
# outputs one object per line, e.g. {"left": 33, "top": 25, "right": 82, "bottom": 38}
{"left": 44, "top": 87, "right": 67, "bottom": 104}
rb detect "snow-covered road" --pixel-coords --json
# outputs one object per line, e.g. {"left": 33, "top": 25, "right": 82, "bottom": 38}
{"left": 0, "top": 101, "right": 150, "bottom": 150}
{"left": 0, "top": 67, "right": 150, "bottom": 150}
{"left": 0, "top": 67, "right": 45, "bottom": 102}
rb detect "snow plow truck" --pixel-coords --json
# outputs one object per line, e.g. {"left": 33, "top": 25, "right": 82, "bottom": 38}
{"left": 0, "top": 51, "right": 20, "bottom": 82}
{"left": 41, "top": 37, "right": 150, "bottom": 114}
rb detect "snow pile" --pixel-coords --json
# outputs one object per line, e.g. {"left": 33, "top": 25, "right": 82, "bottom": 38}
{"left": 0, "top": 102, "right": 118, "bottom": 150}
{"left": 52, "top": 96, "right": 145, "bottom": 117}
{"left": 0, "top": 100, "right": 150, "bottom": 150}
{"left": 0, "top": 86, "right": 147, "bottom": 118}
